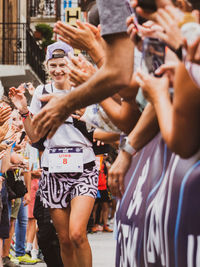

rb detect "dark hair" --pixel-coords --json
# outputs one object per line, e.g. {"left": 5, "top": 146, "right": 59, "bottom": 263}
{"left": 187, "top": 0, "right": 200, "bottom": 10}
{"left": 87, "top": 2, "right": 100, "bottom": 27}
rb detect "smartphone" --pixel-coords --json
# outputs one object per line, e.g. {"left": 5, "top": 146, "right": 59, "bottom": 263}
{"left": 4, "top": 140, "right": 14, "bottom": 146}
{"left": 126, "top": 0, "right": 139, "bottom": 27}
{"left": 141, "top": 37, "right": 165, "bottom": 77}
{"left": 137, "top": 0, "right": 157, "bottom": 11}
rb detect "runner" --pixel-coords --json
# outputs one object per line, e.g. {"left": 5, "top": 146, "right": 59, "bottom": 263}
{"left": 9, "top": 41, "right": 99, "bottom": 267}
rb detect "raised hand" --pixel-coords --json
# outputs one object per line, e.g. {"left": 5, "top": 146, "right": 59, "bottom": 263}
{"left": 0, "top": 121, "right": 9, "bottom": 143}
{"left": 54, "top": 21, "right": 105, "bottom": 65}
{"left": 9, "top": 86, "right": 28, "bottom": 114}
{"left": 127, "top": 15, "right": 164, "bottom": 44}
{"left": 0, "top": 150, "right": 6, "bottom": 160}
{"left": 135, "top": 70, "right": 170, "bottom": 104}
{"left": 155, "top": 62, "right": 178, "bottom": 85}
{"left": 32, "top": 93, "right": 69, "bottom": 139}
{"left": 54, "top": 20, "right": 100, "bottom": 51}
{"left": 68, "top": 53, "right": 96, "bottom": 87}
{"left": 0, "top": 105, "right": 12, "bottom": 126}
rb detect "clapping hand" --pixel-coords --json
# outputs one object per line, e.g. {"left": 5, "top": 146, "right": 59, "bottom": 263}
{"left": 0, "top": 105, "right": 12, "bottom": 126}
{"left": 9, "top": 85, "right": 28, "bottom": 114}
{"left": 68, "top": 53, "right": 96, "bottom": 87}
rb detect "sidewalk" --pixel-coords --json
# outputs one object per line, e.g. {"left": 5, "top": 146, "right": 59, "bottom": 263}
{"left": 23, "top": 231, "right": 116, "bottom": 267}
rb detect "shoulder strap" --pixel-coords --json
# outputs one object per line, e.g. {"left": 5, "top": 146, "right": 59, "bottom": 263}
{"left": 72, "top": 117, "right": 94, "bottom": 142}
{"left": 41, "top": 84, "right": 49, "bottom": 108}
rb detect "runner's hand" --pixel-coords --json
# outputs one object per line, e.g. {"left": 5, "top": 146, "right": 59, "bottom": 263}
{"left": 32, "top": 93, "right": 70, "bottom": 139}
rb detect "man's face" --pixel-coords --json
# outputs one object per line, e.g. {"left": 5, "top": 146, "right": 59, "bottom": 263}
{"left": 47, "top": 57, "right": 69, "bottom": 84}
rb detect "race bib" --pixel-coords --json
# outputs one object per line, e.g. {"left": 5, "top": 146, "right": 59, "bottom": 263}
{"left": 48, "top": 147, "right": 83, "bottom": 173}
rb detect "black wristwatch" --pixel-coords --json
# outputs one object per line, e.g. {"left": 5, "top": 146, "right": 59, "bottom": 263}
{"left": 119, "top": 137, "right": 136, "bottom": 156}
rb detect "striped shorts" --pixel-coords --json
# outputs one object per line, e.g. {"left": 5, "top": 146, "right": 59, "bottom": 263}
{"left": 39, "top": 162, "right": 98, "bottom": 208}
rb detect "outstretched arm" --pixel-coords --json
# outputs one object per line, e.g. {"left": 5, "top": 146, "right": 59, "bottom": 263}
{"left": 9, "top": 86, "right": 40, "bottom": 143}
{"left": 108, "top": 102, "right": 159, "bottom": 198}
{"left": 32, "top": 33, "right": 135, "bottom": 139}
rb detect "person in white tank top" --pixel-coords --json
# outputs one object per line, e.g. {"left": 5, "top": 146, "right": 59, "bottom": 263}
{"left": 9, "top": 41, "right": 99, "bottom": 267}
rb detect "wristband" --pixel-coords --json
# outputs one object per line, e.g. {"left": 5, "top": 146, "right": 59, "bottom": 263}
{"left": 19, "top": 111, "right": 29, "bottom": 122}
{"left": 19, "top": 110, "right": 29, "bottom": 117}
{"left": 119, "top": 136, "right": 136, "bottom": 156}
{"left": 169, "top": 44, "right": 183, "bottom": 61}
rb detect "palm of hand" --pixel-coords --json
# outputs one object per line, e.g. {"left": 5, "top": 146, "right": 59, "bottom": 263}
{"left": 11, "top": 93, "right": 27, "bottom": 111}
{"left": 0, "top": 122, "right": 9, "bottom": 142}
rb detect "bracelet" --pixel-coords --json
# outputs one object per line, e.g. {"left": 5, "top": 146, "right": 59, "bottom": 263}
{"left": 19, "top": 111, "right": 29, "bottom": 118}
{"left": 169, "top": 44, "right": 183, "bottom": 61}
{"left": 19, "top": 111, "right": 29, "bottom": 122}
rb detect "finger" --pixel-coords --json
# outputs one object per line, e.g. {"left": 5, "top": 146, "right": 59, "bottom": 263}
{"left": 32, "top": 112, "right": 48, "bottom": 134}
{"left": 108, "top": 172, "right": 121, "bottom": 197}
{"left": 68, "top": 68, "right": 81, "bottom": 81}
{"left": 38, "top": 93, "right": 53, "bottom": 102}
{"left": 0, "top": 115, "right": 11, "bottom": 123}
{"left": 1, "top": 107, "right": 12, "bottom": 115}
{"left": 58, "top": 36, "right": 72, "bottom": 46}
{"left": 40, "top": 119, "right": 53, "bottom": 136}
{"left": 69, "top": 75, "right": 80, "bottom": 86}
{"left": 78, "top": 53, "right": 87, "bottom": 62}
{"left": 69, "top": 55, "right": 82, "bottom": 69}
{"left": 154, "top": 65, "right": 166, "bottom": 75}
{"left": 76, "top": 20, "right": 87, "bottom": 30}
{"left": 71, "top": 114, "right": 81, "bottom": 120}
{"left": 84, "top": 22, "right": 99, "bottom": 34}
{"left": 136, "top": 74, "right": 147, "bottom": 88}
{"left": 130, "top": 0, "right": 138, "bottom": 8}
{"left": 127, "top": 23, "right": 137, "bottom": 36}
{"left": 69, "top": 81, "right": 77, "bottom": 87}
{"left": 47, "top": 124, "right": 59, "bottom": 139}
{"left": 55, "top": 21, "right": 77, "bottom": 36}
{"left": 135, "top": 7, "right": 156, "bottom": 21}
{"left": 154, "top": 30, "right": 168, "bottom": 43}
{"left": 126, "top": 16, "right": 134, "bottom": 27}
{"left": 157, "top": 8, "right": 174, "bottom": 27}
{"left": 0, "top": 107, "right": 12, "bottom": 114}
{"left": 119, "top": 175, "right": 125, "bottom": 196}
{"left": 165, "top": 5, "right": 182, "bottom": 23}
{"left": 1, "top": 112, "right": 11, "bottom": 120}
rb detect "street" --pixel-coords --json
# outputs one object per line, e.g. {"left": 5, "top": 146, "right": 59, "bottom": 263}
{"left": 25, "top": 231, "right": 116, "bottom": 267}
